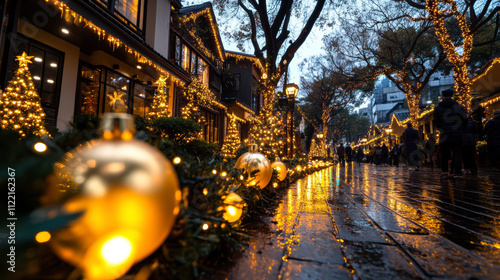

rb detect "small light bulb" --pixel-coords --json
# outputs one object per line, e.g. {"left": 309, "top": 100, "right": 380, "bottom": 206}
{"left": 173, "top": 157, "right": 181, "bottom": 164}
{"left": 35, "top": 231, "right": 51, "bottom": 243}
{"left": 34, "top": 142, "right": 47, "bottom": 152}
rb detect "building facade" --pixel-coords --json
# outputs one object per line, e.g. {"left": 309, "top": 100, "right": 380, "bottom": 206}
{"left": 0, "top": 0, "right": 193, "bottom": 131}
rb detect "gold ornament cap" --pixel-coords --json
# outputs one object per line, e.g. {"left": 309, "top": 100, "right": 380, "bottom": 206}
{"left": 101, "top": 113, "right": 136, "bottom": 141}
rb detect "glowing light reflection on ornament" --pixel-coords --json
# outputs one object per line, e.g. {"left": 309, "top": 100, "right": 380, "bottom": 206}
{"left": 100, "top": 236, "right": 133, "bottom": 265}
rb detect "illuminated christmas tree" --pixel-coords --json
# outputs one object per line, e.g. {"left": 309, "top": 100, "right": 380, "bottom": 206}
{"left": 221, "top": 114, "right": 241, "bottom": 159}
{"left": 0, "top": 52, "right": 48, "bottom": 137}
{"left": 308, "top": 138, "right": 326, "bottom": 158}
{"left": 148, "top": 75, "right": 170, "bottom": 119}
{"left": 248, "top": 100, "right": 284, "bottom": 159}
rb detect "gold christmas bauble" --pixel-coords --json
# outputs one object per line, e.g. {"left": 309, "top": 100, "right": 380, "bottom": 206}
{"left": 234, "top": 151, "right": 272, "bottom": 188}
{"left": 47, "top": 113, "right": 181, "bottom": 280}
{"left": 221, "top": 192, "right": 244, "bottom": 223}
{"left": 271, "top": 161, "right": 287, "bottom": 181}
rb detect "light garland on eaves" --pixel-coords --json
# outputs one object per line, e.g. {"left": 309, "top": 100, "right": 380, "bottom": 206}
{"left": 471, "top": 58, "right": 500, "bottom": 84}
{"left": 226, "top": 52, "right": 265, "bottom": 75}
{"left": 418, "top": 107, "right": 434, "bottom": 120}
{"left": 480, "top": 94, "right": 500, "bottom": 108}
{"left": 234, "top": 101, "right": 255, "bottom": 115}
{"left": 45, "top": 0, "right": 184, "bottom": 87}
{"left": 177, "top": 8, "right": 224, "bottom": 64}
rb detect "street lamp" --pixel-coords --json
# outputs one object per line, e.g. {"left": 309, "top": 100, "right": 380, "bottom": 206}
{"left": 386, "top": 128, "right": 393, "bottom": 146}
{"left": 285, "top": 83, "right": 299, "bottom": 158}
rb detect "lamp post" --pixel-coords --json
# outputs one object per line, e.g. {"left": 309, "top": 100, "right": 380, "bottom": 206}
{"left": 386, "top": 128, "right": 393, "bottom": 146}
{"left": 316, "top": 131, "right": 324, "bottom": 158}
{"left": 285, "top": 83, "right": 298, "bottom": 159}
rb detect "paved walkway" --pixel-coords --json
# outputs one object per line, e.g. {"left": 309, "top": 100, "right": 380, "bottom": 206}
{"left": 223, "top": 163, "right": 500, "bottom": 280}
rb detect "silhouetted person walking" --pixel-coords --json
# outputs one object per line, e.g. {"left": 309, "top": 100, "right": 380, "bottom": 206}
{"left": 463, "top": 117, "right": 480, "bottom": 175}
{"left": 337, "top": 143, "right": 345, "bottom": 165}
{"left": 403, "top": 122, "right": 419, "bottom": 170}
{"left": 433, "top": 89, "right": 467, "bottom": 179}
{"left": 345, "top": 144, "right": 352, "bottom": 162}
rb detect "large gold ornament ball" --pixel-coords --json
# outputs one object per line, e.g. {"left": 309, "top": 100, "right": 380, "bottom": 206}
{"left": 49, "top": 138, "right": 181, "bottom": 280}
{"left": 234, "top": 152, "right": 272, "bottom": 188}
{"left": 271, "top": 161, "right": 287, "bottom": 181}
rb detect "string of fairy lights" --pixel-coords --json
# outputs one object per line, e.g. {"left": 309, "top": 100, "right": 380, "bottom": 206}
{"left": 226, "top": 52, "right": 266, "bottom": 75}
{"left": 45, "top": 0, "right": 185, "bottom": 87}
{"left": 0, "top": 52, "right": 49, "bottom": 137}
{"left": 424, "top": 0, "right": 473, "bottom": 112}
{"left": 176, "top": 7, "right": 225, "bottom": 64}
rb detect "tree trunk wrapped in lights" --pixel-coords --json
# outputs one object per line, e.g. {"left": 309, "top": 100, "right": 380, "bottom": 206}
{"left": 425, "top": 0, "right": 473, "bottom": 112}
{"left": 221, "top": 114, "right": 242, "bottom": 159}
{"left": 148, "top": 75, "right": 170, "bottom": 119}
{"left": 0, "top": 52, "right": 48, "bottom": 137}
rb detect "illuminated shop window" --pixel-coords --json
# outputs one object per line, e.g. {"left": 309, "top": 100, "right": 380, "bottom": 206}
{"left": 104, "top": 70, "right": 129, "bottom": 113}
{"left": 77, "top": 64, "right": 101, "bottom": 115}
{"left": 13, "top": 37, "right": 64, "bottom": 128}
{"left": 132, "top": 83, "right": 155, "bottom": 118}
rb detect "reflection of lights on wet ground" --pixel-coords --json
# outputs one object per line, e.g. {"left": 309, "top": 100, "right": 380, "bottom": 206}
{"left": 336, "top": 164, "right": 340, "bottom": 188}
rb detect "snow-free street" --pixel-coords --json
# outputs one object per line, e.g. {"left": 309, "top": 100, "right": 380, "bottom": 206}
{"left": 224, "top": 163, "right": 500, "bottom": 279}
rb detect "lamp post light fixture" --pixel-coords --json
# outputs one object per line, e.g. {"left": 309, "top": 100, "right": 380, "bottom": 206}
{"left": 285, "top": 83, "right": 299, "bottom": 158}
{"left": 386, "top": 128, "right": 393, "bottom": 145}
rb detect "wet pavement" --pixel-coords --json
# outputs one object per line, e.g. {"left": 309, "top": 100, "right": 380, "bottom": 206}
{"left": 224, "top": 163, "right": 500, "bottom": 279}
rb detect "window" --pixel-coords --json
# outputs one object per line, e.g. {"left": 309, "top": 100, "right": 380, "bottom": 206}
{"left": 93, "top": 0, "right": 144, "bottom": 32}
{"left": 182, "top": 45, "right": 190, "bottom": 71}
{"left": 13, "top": 36, "right": 64, "bottom": 128}
{"left": 198, "top": 58, "right": 209, "bottom": 86}
{"left": 175, "top": 37, "right": 182, "bottom": 65}
{"left": 104, "top": 70, "right": 130, "bottom": 113}
{"left": 133, "top": 83, "right": 155, "bottom": 118}
{"left": 76, "top": 64, "right": 101, "bottom": 115}
{"left": 190, "top": 52, "right": 197, "bottom": 75}
{"left": 202, "top": 110, "right": 218, "bottom": 143}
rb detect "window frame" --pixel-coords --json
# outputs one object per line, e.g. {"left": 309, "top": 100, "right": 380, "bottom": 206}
{"left": 91, "top": 0, "right": 146, "bottom": 35}
{"left": 12, "top": 34, "right": 65, "bottom": 128}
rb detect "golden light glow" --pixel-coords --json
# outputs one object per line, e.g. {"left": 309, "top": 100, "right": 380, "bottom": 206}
{"left": 212, "top": 169, "right": 217, "bottom": 175}
{"left": 422, "top": 0, "right": 473, "bottom": 112}
{"left": 0, "top": 52, "right": 48, "bottom": 137}
{"left": 221, "top": 114, "right": 242, "bottom": 159}
{"left": 173, "top": 157, "right": 181, "bottom": 164}
{"left": 222, "top": 192, "right": 244, "bottom": 223}
{"left": 203, "top": 188, "right": 208, "bottom": 195}
{"left": 34, "top": 142, "right": 47, "bottom": 152}
{"left": 202, "top": 223, "right": 209, "bottom": 230}
{"left": 100, "top": 236, "right": 133, "bottom": 266}
{"left": 35, "top": 231, "right": 51, "bottom": 243}
{"left": 221, "top": 171, "right": 227, "bottom": 177}
{"left": 148, "top": 75, "right": 171, "bottom": 119}
{"left": 45, "top": 0, "right": 185, "bottom": 87}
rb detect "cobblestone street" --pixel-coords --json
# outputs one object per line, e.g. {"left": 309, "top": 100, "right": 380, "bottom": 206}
{"left": 224, "top": 163, "right": 500, "bottom": 280}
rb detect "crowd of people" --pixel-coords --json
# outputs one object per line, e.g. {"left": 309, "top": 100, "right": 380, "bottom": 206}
{"left": 327, "top": 89, "right": 500, "bottom": 179}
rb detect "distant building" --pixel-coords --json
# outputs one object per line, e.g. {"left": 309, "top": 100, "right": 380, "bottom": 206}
{"left": 368, "top": 73, "right": 454, "bottom": 125}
